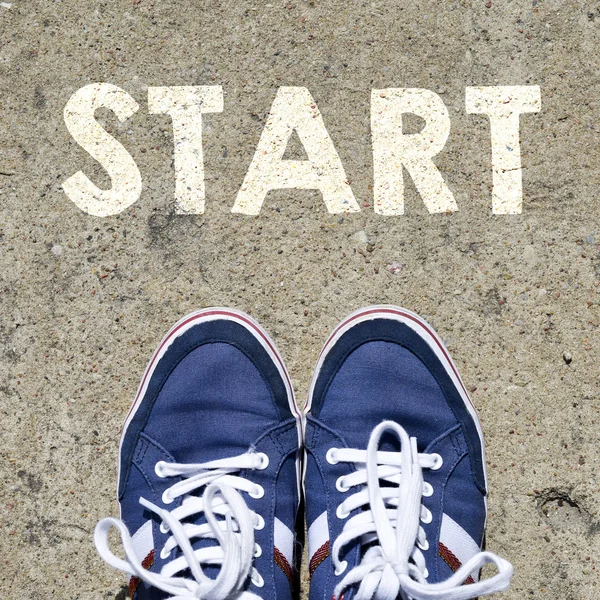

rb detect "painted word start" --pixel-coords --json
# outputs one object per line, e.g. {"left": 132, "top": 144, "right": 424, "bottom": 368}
{"left": 62, "top": 84, "right": 541, "bottom": 217}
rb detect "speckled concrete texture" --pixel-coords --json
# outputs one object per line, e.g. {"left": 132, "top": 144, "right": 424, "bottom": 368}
{"left": 1, "top": 0, "right": 599, "bottom": 598}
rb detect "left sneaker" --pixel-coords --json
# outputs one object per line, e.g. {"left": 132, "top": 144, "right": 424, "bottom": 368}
{"left": 94, "top": 308, "right": 302, "bottom": 600}
{"left": 303, "top": 305, "right": 513, "bottom": 600}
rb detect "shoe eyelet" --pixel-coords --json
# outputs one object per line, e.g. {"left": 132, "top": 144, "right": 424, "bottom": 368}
{"left": 420, "top": 508, "right": 432, "bottom": 525}
{"left": 430, "top": 453, "right": 443, "bottom": 471}
{"left": 254, "top": 544, "right": 262, "bottom": 558}
{"left": 326, "top": 448, "right": 339, "bottom": 465}
{"left": 249, "top": 485, "right": 265, "bottom": 499}
{"left": 336, "top": 504, "right": 350, "bottom": 519}
{"left": 160, "top": 547, "right": 170, "bottom": 560}
{"left": 422, "top": 482, "right": 433, "bottom": 497}
{"left": 155, "top": 461, "right": 166, "bottom": 478}
{"left": 252, "top": 572, "right": 265, "bottom": 588}
{"left": 417, "top": 539, "right": 429, "bottom": 551}
{"left": 254, "top": 514, "right": 265, "bottom": 530}
{"left": 423, "top": 568, "right": 429, "bottom": 579}
{"left": 160, "top": 522, "right": 169, "bottom": 534}
{"left": 335, "top": 561, "right": 348, "bottom": 576}
{"left": 336, "top": 477, "right": 349, "bottom": 493}
{"left": 256, "top": 453, "right": 269, "bottom": 470}
{"left": 162, "top": 489, "right": 174, "bottom": 505}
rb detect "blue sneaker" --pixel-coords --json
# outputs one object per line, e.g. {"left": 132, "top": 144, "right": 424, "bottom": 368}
{"left": 95, "top": 308, "right": 302, "bottom": 600}
{"left": 303, "top": 306, "right": 513, "bottom": 600}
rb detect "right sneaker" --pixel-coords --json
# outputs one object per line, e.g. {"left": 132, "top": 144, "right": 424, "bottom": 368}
{"left": 94, "top": 308, "right": 302, "bottom": 600}
{"left": 303, "top": 306, "right": 513, "bottom": 600}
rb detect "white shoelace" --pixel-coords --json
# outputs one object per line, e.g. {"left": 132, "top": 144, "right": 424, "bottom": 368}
{"left": 95, "top": 452, "right": 268, "bottom": 600}
{"left": 329, "top": 421, "right": 513, "bottom": 600}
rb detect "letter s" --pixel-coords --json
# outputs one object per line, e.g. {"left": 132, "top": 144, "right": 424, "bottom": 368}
{"left": 62, "top": 83, "right": 141, "bottom": 217}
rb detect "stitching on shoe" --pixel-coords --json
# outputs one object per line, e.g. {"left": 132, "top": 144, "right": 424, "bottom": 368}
{"left": 132, "top": 433, "right": 177, "bottom": 495}
{"left": 449, "top": 430, "right": 462, "bottom": 459}
{"left": 134, "top": 436, "right": 148, "bottom": 464}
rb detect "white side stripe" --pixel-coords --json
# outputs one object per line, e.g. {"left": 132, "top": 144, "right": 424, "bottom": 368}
{"left": 307, "top": 511, "right": 329, "bottom": 560}
{"left": 274, "top": 517, "right": 294, "bottom": 566}
{"left": 439, "top": 513, "right": 481, "bottom": 581}
{"left": 131, "top": 520, "right": 153, "bottom": 564}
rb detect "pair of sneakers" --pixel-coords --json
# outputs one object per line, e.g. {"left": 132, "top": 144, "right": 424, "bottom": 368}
{"left": 95, "top": 306, "right": 513, "bottom": 600}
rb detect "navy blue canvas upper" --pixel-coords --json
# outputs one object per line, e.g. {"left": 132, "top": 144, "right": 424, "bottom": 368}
{"left": 305, "top": 315, "right": 488, "bottom": 600}
{"left": 118, "top": 316, "right": 300, "bottom": 600}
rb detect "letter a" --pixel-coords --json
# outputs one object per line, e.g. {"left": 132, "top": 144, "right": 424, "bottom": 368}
{"left": 233, "top": 87, "right": 359, "bottom": 215}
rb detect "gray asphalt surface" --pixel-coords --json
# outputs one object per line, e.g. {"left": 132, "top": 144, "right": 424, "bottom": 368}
{"left": 1, "top": 1, "right": 599, "bottom": 598}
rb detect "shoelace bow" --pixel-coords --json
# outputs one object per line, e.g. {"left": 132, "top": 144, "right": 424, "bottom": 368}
{"left": 95, "top": 452, "right": 267, "bottom": 600}
{"left": 331, "top": 421, "right": 513, "bottom": 600}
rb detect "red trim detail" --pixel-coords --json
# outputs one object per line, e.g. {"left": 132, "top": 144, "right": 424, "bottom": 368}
{"left": 309, "top": 540, "right": 330, "bottom": 576}
{"left": 438, "top": 542, "right": 475, "bottom": 585}
{"left": 128, "top": 550, "right": 155, "bottom": 598}
{"left": 274, "top": 546, "right": 294, "bottom": 585}
{"left": 141, "top": 550, "right": 155, "bottom": 569}
{"left": 124, "top": 309, "right": 299, "bottom": 426}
